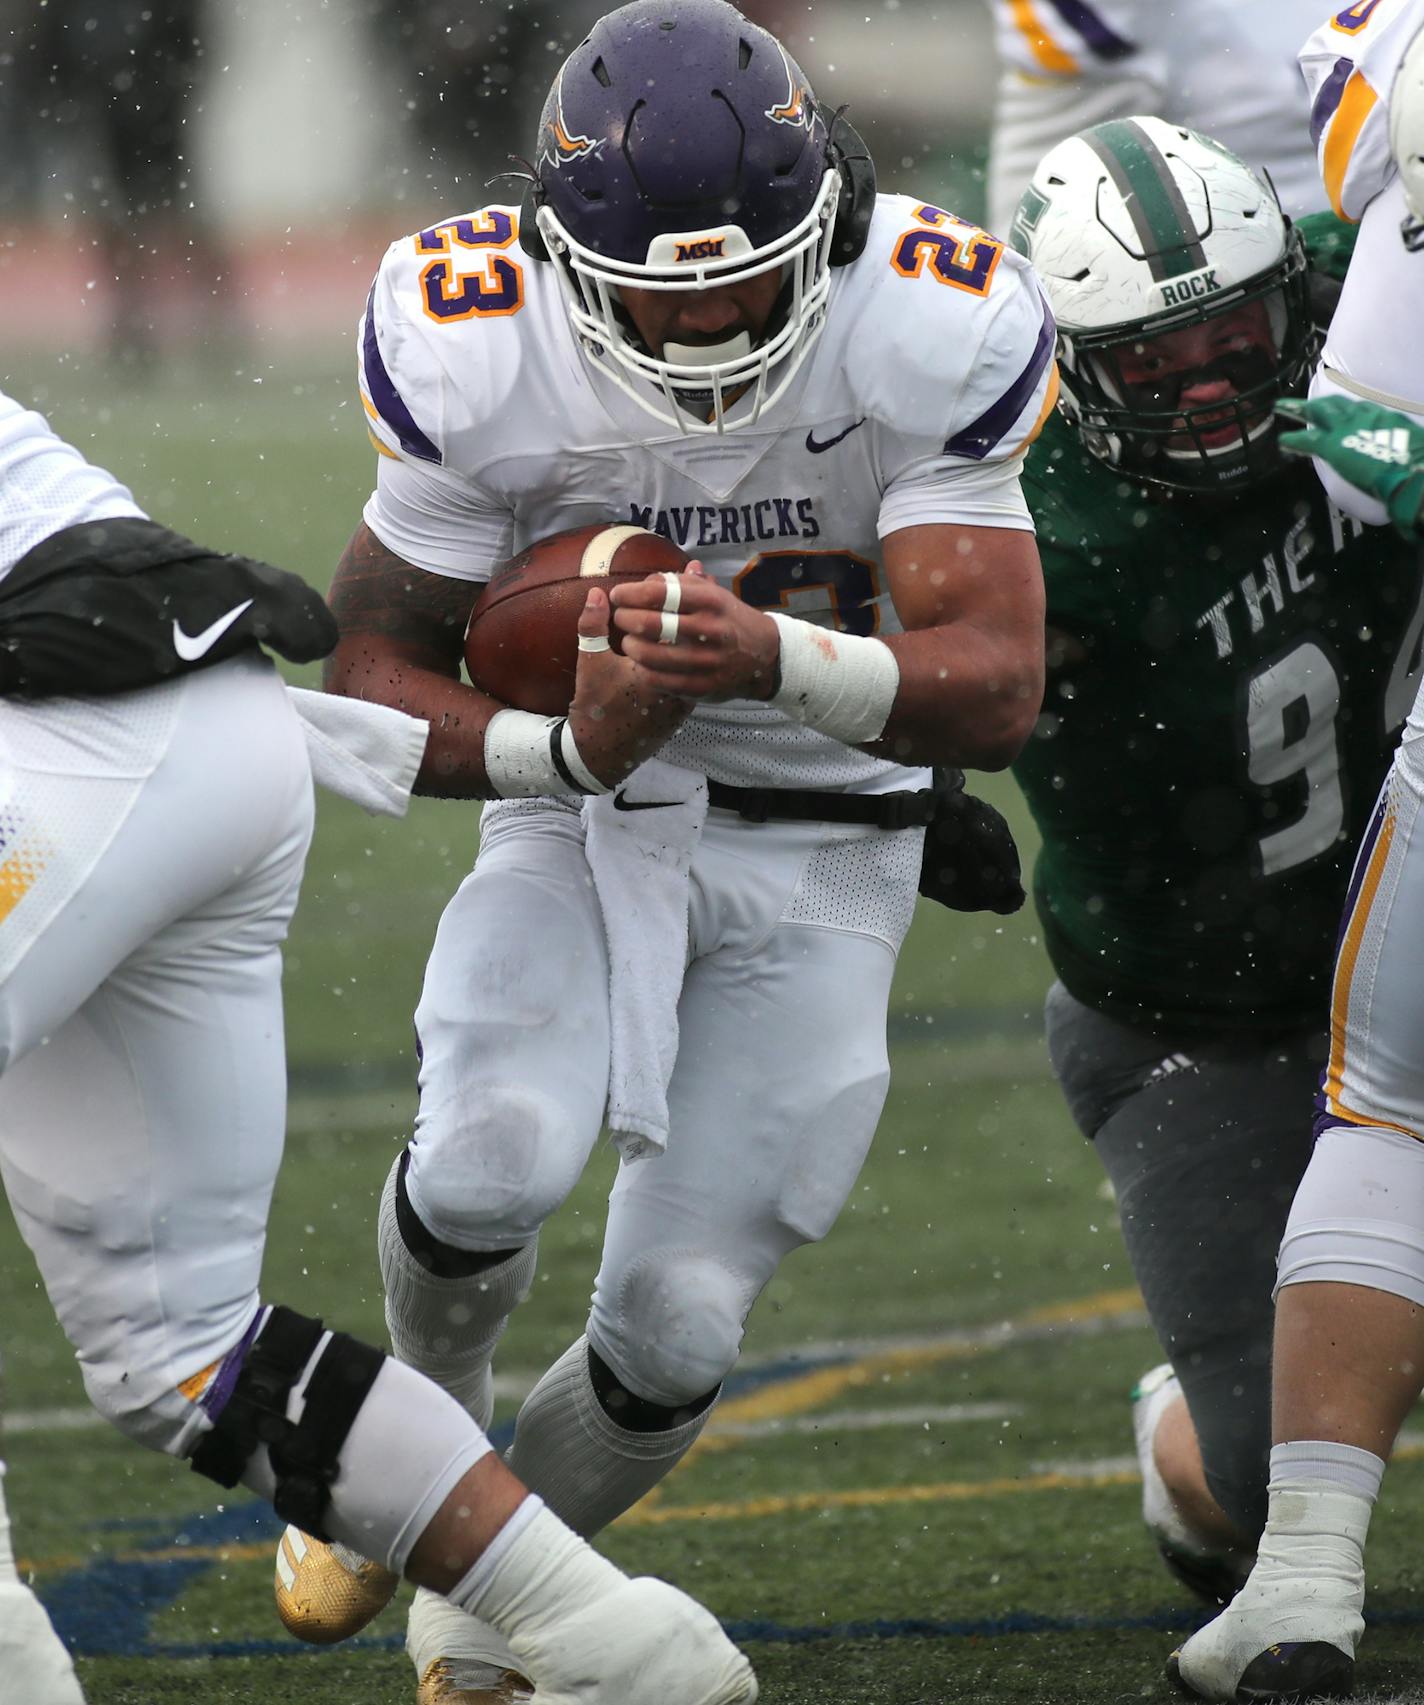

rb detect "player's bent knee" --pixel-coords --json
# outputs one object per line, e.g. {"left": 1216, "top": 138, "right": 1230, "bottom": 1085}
{"left": 187, "top": 1305, "right": 385, "bottom": 1540}
{"left": 598, "top": 1251, "right": 753, "bottom": 1407}
{"left": 411, "top": 1082, "right": 591, "bottom": 1245}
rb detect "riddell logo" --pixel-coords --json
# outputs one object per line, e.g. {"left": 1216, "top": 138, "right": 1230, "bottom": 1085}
{"left": 675, "top": 238, "right": 726, "bottom": 262}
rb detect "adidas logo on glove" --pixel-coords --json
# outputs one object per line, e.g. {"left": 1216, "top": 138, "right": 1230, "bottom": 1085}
{"left": 1340, "top": 427, "right": 1413, "bottom": 464}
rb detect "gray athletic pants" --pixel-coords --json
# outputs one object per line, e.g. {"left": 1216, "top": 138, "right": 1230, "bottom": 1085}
{"left": 1043, "top": 979, "right": 1324, "bottom": 1539}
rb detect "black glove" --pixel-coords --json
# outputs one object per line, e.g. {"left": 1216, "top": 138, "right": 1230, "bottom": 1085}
{"left": 917, "top": 767, "right": 1025, "bottom": 915}
{"left": 0, "top": 517, "right": 337, "bottom": 698}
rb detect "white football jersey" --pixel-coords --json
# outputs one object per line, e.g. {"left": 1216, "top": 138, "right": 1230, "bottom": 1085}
{"left": 985, "top": 0, "right": 1328, "bottom": 232}
{"left": 1299, "top": 0, "right": 1424, "bottom": 219}
{"left": 359, "top": 195, "right": 1055, "bottom": 792}
{"left": 0, "top": 391, "right": 144, "bottom": 583}
{"left": 1301, "top": 0, "right": 1424, "bottom": 524}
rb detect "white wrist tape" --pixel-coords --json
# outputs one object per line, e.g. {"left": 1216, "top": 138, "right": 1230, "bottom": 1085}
{"left": 558, "top": 719, "right": 612, "bottom": 794}
{"left": 768, "top": 613, "right": 900, "bottom": 745}
{"left": 483, "top": 709, "right": 577, "bottom": 798}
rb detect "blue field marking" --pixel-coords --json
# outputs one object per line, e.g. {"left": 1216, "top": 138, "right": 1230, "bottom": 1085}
{"left": 84, "top": 1602, "right": 1424, "bottom": 1666}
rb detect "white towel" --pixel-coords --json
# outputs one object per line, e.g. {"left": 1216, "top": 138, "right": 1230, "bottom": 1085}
{"left": 581, "top": 758, "right": 709, "bottom": 1160}
{"left": 286, "top": 687, "right": 429, "bottom": 818}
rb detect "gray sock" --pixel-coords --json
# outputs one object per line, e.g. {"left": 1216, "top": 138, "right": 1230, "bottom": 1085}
{"left": 376, "top": 1155, "right": 537, "bottom": 1429}
{"left": 506, "top": 1336, "right": 713, "bottom": 1537}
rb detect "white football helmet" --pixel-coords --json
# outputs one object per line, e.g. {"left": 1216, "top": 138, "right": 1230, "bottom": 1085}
{"left": 1010, "top": 115, "right": 1317, "bottom": 492}
{"left": 1390, "top": 26, "right": 1424, "bottom": 250}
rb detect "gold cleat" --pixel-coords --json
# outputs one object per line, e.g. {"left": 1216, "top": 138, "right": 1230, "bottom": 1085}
{"left": 273, "top": 1524, "right": 400, "bottom": 1643}
{"left": 416, "top": 1658, "right": 535, "bottom": 1704}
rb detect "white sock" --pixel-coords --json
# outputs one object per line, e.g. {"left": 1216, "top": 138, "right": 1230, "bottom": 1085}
{"left": 1269, "top": 1440, "right": 1385, "bottom": 1502}
{"left": 377, "top": 1155, "right": 537, "bottom": 1428}
{"left": 505, "top": 1337, "right": 713, "bottom": 1536}
{"left": 240, "top": 1345, "right": 492, "bottom": 1575}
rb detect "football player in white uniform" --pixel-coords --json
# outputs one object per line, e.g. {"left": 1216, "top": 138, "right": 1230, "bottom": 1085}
{"left": 272, "top": 0, "right": 1053, "bottom": 1696}
{"left": 1171, "top": 4, "right": 1424, "bottom": 1700}
{"left": 983, "top": 0, "right": 1329, "bottom": 233}
{"left": 0, "top": 391, "right": 757, "bottom": 1705}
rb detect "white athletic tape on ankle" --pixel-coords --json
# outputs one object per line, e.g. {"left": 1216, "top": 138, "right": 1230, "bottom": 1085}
{"left": 769, "top": 612, "right": 899, "bottom": 745}
{"left": 451, "top": 1500, "right": 623, "bottom": 1632}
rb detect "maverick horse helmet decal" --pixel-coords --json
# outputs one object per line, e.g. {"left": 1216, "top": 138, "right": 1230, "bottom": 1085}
{"left": 520, "top": 0, "right": 875, "bottom": 433}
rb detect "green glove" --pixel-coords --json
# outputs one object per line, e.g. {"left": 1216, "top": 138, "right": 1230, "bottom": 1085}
{"left": 1275, "top": 395, "right": 1424, "bottom": 538}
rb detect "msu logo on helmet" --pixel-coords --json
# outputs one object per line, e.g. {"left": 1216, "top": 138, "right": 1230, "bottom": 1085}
{"left": 521, "top": 0, "right": 874, "bottom": 435}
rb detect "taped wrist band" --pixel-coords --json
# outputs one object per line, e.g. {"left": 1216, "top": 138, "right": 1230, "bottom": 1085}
{"left": 768, "top": 613, "right": 900, "bottom": 745}
{"left": 558, "top": 718, "right": 613, "bottom": 794}
{"left": 483, "top": 708, "right": 580, "bottom": 798}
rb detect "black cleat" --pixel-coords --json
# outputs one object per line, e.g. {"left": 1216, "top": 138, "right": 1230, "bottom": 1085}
{"left": 1166, "top": 1640, "right": 1354, "bottom": 1702}
{"left": 1156, "top": 1537, "right": 1255, "bottom": 1608}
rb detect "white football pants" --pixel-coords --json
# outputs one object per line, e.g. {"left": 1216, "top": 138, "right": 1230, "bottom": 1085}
{"left": 1280, "top": 725, "right": 1424, "bottom": 1306}
{"left": 404, "top": 802, "right": 920, "bottom": 1405}
{"left": 0, "top": 655, "right": 313, "bottom": 1453}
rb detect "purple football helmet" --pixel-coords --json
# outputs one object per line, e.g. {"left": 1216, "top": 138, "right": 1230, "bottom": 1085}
{"left": 528, "top": 0, "right": 855, "bottom": 432}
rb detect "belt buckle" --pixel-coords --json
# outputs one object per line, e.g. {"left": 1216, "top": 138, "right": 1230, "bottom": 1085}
{"left": 880, "top": 789, "right": 932, "bottom": 830}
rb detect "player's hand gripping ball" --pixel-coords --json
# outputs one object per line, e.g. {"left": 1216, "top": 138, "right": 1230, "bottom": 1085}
{"left": 464, "top": 523, "right": 693, "bottom": 714}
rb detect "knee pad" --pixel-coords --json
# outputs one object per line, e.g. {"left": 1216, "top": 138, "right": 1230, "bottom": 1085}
{"left": 188, "top": 1305, "right": 384, "bottom": 1540}
{"left": 410, "top": 1082, "right": 588, "bottom": 1247}
{"left": 597, "top": 1250, "right": 752, "bottom": 1409}
{"left": 1278, "top": 1123, "right": 1424, "bottom": 1308}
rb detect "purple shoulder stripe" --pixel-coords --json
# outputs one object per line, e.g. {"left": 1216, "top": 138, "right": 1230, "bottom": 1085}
{"left": 943, "top": 291, "right": 1056, "bottom": 461}
{"left": 1045, "top": 0, "right": 1135, "bottom": 61}
{"left": 362, "top": 282, "right": 441, "bottom": 466}
{"left": 1310, "top": 56, "right": 1355, "bottom": 148}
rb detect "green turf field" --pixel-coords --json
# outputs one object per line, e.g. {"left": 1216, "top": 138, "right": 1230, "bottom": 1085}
{"left": 4, "top": 354, "right": 1423, "bottom": 1705}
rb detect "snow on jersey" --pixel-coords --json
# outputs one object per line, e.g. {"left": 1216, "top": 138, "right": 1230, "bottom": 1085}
{"left": 1300, "top": 0, "right": 1424, "bottom": 220}
{"left": 358, "top": 195, "right": 1056, "bottom": 792}
{"left": 986, "top": 0, "right": 1327, "bottom": 231}
{"left": 0, "top": 390, "right": 144, "bottom": 584}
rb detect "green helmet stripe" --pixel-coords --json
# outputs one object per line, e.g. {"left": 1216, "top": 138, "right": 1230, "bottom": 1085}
{"left": 1085, "top": 119, "right": 1207, "bottom": 281}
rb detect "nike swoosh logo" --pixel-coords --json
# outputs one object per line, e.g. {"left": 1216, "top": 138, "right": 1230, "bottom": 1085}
{"left": 612, "top": 792, "right": 685, "bottom": 811}
{"left": 805, "top": 417, "right": 866, "bottom": 454}
{"left": 172, "top": 599, "right": 255, "bottom": 662}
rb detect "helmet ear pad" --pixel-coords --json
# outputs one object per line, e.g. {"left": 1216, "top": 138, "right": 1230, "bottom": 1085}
{"left": 519, "top": 177, "right": 550, "bottom": 264}
{"left": 827, "top": 114, "right": 876, "bottom": 268}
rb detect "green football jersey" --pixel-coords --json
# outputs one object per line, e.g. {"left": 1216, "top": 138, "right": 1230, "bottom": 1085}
{"left": 1013, "top": 408, "right": 1424, "bottom": 1032}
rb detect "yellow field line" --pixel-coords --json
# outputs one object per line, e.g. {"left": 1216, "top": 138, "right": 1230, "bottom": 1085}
{"left": 674, "top": 1286, "right": 1145, "bottom": 1465}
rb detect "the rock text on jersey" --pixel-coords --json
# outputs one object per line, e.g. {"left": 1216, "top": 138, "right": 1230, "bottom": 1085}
{"left": 1195, "top": 504, "right": 1366, "bottom": 660}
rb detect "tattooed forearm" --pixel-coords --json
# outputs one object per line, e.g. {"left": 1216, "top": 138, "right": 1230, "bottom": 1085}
{"left": 327, "top": 522, "right": 476, "bottom": 665}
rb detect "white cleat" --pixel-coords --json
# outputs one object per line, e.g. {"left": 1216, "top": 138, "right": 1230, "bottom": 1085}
{"left": 1132, "top": 1364, "right": 1254, "bottom": 1606}
{"left": 513, "top": 1575, "right": 757, "bottom": 1705}
{"left": 0, "top": 1579, "right": 87, "bottom": 1704}
{"left": 1166, "top": 1483, "right": 1369, "bottom": 1701}
{"left": 274, "top": 1524, "right": 400, "bottom": 1644}
{"left": 409, "top": 1587, "right": 532, "bottom": 1704}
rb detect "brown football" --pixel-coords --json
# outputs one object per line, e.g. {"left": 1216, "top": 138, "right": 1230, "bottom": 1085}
{"left": 464, "top": 523, "right": 692, "bottom": 715}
